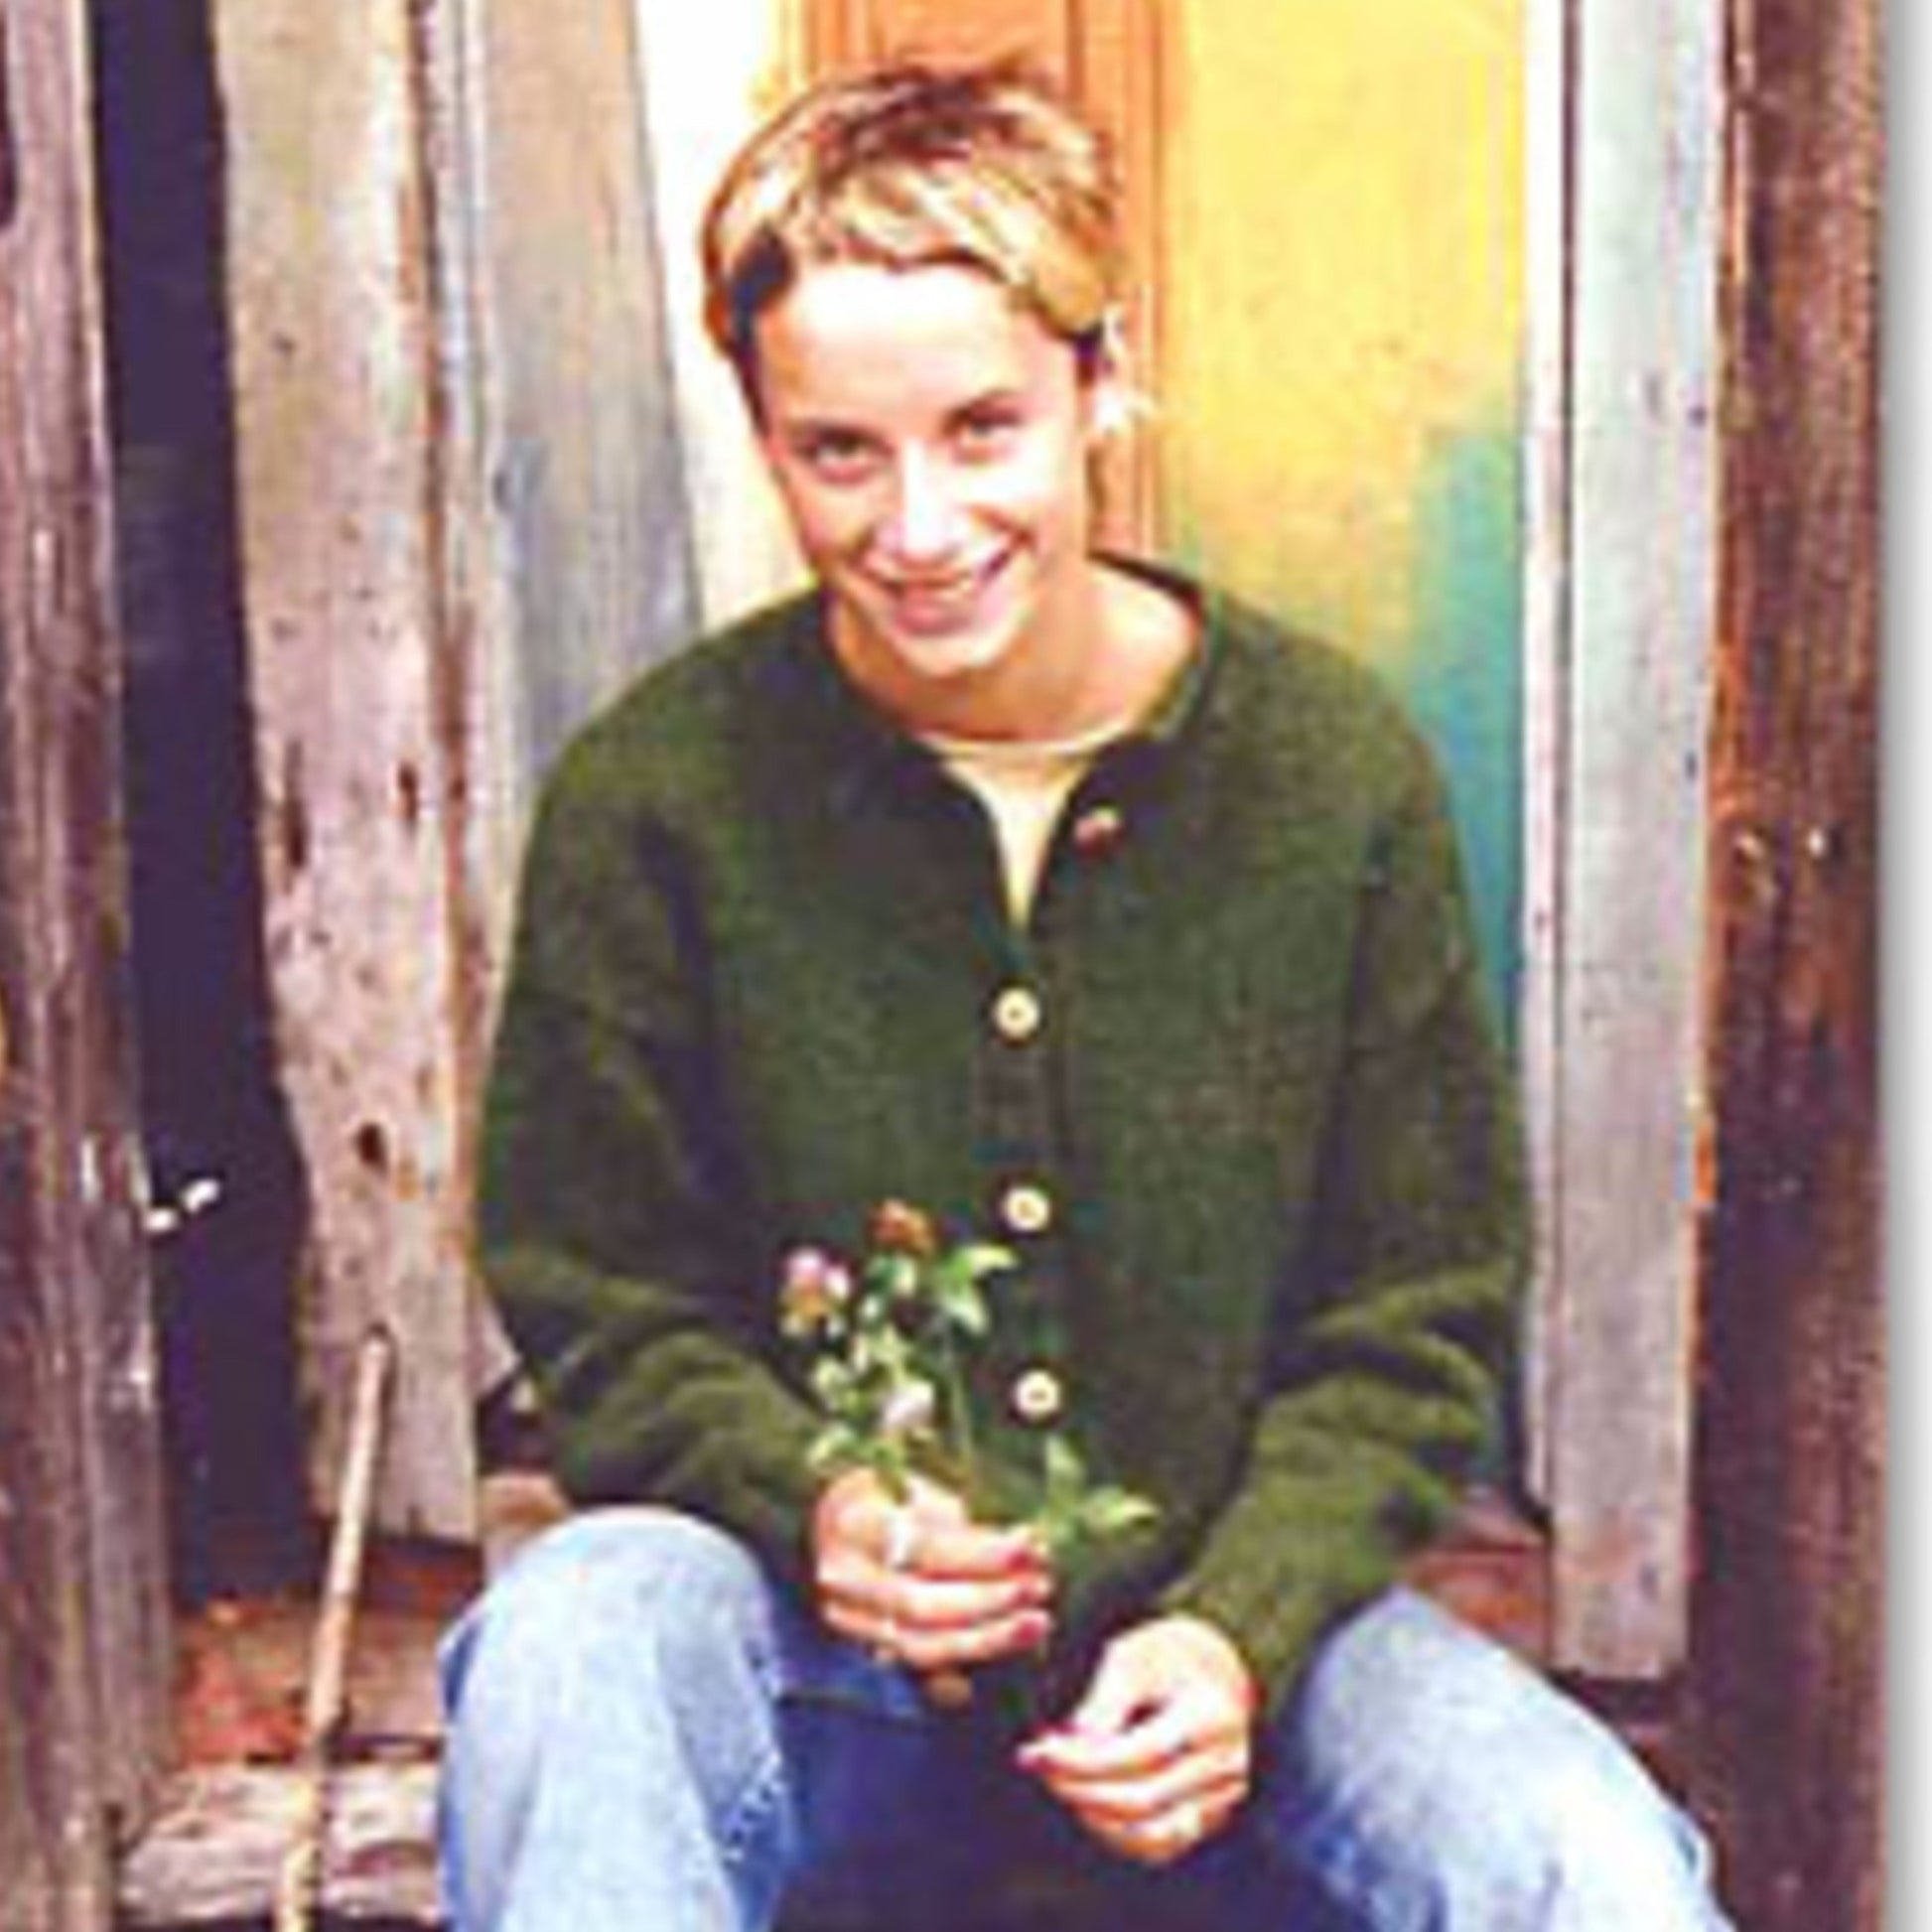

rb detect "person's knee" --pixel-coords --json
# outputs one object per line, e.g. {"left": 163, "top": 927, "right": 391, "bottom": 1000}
{"left": 442, "top": 1507, "right": 773, "bottom": 1717}
{"left": 1271, "top": 1591, "right": 1723, "bottom": 1924}
{"left": 1402, "top": 1729, "right": 1722, "bottom": 1925}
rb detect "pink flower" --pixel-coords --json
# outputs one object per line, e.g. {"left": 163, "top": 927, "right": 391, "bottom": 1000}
{"left": 779, "top": 1247, "right": 853, "bottom": 1336}
{"left": 880, "top": 1378, "right": 938, "bottom": 1442}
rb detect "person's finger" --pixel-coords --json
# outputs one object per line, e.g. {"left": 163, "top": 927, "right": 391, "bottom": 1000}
{"left": 1020, "top": 1679, "right": 1238, "bottom": 1783}
{"left": 1031, "top": 1736, "right": 1250, "bottom": 1831}
{"left": 1058, "top": 1627, "right": 1156, "bottom": 1738}
{"left": 818, "top": 1592, "right": 889, "bottom": 1655}
{"left": 822, "top": 1587, "right": 1051, "bottom": 1671}
{"left": 898, "top": 1513, "right": 1047, "bottom": 1582}
{"left": 1097, "top": 1780, "right": 1249, "bottom": 1867}
{"left": 814, "top": 1471, "right": 1043, "bottom": 1590}
{"left": 1021, "top": 1731, "right": 1250, "bottom": 1840}
{"left": 821, "top": 1563, "right": 1049, "bottom": 1636}
{"left": 900, "top": 1567, "right": 1052, "bottom": 1628}
{"left": 893, "top": 1603, "right": 1053, "bottom": 1672}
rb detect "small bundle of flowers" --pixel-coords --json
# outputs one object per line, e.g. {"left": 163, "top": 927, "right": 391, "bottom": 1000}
{"left": 779, "top": 1199, "right": 1157, "bottom": 1559}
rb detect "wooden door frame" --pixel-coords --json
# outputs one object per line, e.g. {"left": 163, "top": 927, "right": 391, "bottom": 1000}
{"left": 0, "top": 0, "right": 173, "bottom": 1924}
{"left": 1688, "top": 0, "right": 1881, "bottom": 1922}
{"left": 1521, "top": 0, "right": 1725, "bottom": 1679}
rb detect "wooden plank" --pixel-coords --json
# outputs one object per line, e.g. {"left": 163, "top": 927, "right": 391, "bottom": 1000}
{"left": 7, "top": 0, "right": 175, "bottom": 1818}
{"left": 459, "top": 0, "right": 702, "bottom": 809}
{"left": 1688, "top": 0, "right": 1881, "bottom": 1924}
{"left": 0, "top": 0, "right": 173, "bottom": 1921}
{"left": 117, "top": 1764, "right": 442, "bottom": 1929}
{"left": 632, "top": 5, "right": 808, "bottom": 632}
{"left": 1516, "top": 0, "right": 1573, "bottom": 1518}
{"left": 1068, "top": 0, "right": 1163, "bottom": 553}
{"left": 430, "top": 0, "right": 720, "bottom": 1399}
{"left": 1527, "top": 0, "right": 1724, "bottom": 1678}
{"left": 210, "top": 0, "right": 482, "bottom": 1539}
{"left": 808, "top": 0, "right": 1071, "bottom": 72}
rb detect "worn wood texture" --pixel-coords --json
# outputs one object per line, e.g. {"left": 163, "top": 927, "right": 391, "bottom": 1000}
{"left": 1689, "top": 0, "right": 1882, "bottom": 1925}
{"left": 808, "top": 0, "right": 1071, "bottom": 74}
{"left": 117, "top": 1764, "right": 442, "bottom": 1929}
{"left": 211, "top": 0, "right": 483, "bottom": 1539}
{"left": 1524, "top": 0, "right": 1724, "bottom": 1679}
{"left": 458, "top": 0, "right": 701, "bottom": 818}
{"left": 631, "top": 4, "right": 809, "bottom": 634}
{"left": 0, "top": 0, "right": 174, "bottom": 1922}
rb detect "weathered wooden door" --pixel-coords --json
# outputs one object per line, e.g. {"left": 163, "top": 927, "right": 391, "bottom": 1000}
{"left": 0, "top": 0, "right": 173, "bottom": 1924}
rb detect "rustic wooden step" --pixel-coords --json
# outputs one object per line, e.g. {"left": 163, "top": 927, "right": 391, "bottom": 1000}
{"left": 117, "top": 1760, "right": 442, "bottom": 1927}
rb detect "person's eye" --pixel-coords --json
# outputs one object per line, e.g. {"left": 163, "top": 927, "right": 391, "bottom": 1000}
{"left": 792, "top": 430, "right": 878, "bottom": 483}
{"left": 951, "top": 404, "right": 1024, "bottom": 460}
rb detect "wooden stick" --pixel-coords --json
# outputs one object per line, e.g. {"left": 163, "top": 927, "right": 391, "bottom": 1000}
{"left": 274, "top": 1325, "right": 397, "bottom": 1932}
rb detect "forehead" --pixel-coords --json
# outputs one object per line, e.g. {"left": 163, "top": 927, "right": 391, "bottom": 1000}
{"left": 753, "top": 260, "right": 1076, "bottom": 420}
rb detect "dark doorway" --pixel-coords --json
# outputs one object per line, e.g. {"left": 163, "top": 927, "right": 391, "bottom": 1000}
{"left": 89, "top": 0, "right": 312, "bottom": 1601}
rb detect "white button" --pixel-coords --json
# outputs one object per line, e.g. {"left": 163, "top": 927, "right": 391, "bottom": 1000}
{"left": 1011, "top": 1366, "right": 1065, "bottom": 1426}
{"left": 991, "top": 986, "right": 1043, "bottom": 1043}
{"left": 1000, "top": 1182, "right": 1053, "bottom": 1236}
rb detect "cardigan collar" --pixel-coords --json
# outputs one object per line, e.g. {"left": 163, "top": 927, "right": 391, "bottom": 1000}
{"left": 791, "top": 556, "right": 1231, "bottom": 820}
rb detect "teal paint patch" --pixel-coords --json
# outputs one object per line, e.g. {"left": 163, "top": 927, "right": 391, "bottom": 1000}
{"left": 1159, "top": 415, "right": 1525, "bottom": 1032}
{"left": 1400, "top": 415, "right": 1527, "bottom": 1487}
{"left": 1397, "top": 419, "right": 1525, "bottom": 1033}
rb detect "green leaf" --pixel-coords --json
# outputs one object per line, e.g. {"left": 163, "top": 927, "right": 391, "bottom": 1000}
{"left": 1042, "top": 1434, "right": 1087, "bottom": 1499}
{"left": 949, "top": 1242, "right": 1019, "bottom": 1285}
{"left": 1077, "top": 1487, "right": 1161, "bottom": 1537}
{"left": 810, "top": 1358, "right": 854, "bottom": 1407}
{"left": 931, "top": 1274, "right": 990, "bottom": 1338}
{"left": 865, "top": 1254, "right": 922, "bottom": 1306}
{"left": 807, "top": 1425, "right": 865, "bottom": 1473}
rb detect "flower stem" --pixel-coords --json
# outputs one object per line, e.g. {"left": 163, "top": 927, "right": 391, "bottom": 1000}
{"left": 940, "top": 1340, "right": 977, "bottom": 1487}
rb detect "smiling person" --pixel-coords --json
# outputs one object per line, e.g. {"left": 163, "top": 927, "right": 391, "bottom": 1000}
{"left": 437, "top": 60, "right": 1732, "bottom": 1932}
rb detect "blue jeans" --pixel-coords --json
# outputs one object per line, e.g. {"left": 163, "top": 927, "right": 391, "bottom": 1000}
{"left": 438, "top": 1508, "right": 1732, "bottom": 1931}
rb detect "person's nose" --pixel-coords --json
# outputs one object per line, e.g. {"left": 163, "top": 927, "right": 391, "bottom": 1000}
{"left": 878, "top": 450, "right": 964, "bottom": 569}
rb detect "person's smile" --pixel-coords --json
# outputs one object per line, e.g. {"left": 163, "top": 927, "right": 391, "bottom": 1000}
{"left": 865, "top": 543, "right": 1017, "bottom": 636}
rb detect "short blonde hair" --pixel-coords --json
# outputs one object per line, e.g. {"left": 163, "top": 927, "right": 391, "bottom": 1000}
{"left": 701, "top": 60, "right": 1123, "bottom": 398}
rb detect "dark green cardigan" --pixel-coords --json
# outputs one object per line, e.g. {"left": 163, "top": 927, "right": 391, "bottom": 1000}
{"left": 477, "top": 568, "right": 1527, "bottom": 1717}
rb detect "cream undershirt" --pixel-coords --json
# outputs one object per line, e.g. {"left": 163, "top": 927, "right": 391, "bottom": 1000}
{"left": 923, "top": 714, "right": 1133, "bottom": 925}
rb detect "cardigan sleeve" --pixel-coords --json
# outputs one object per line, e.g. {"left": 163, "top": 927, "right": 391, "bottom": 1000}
{"left": 1155, "top": 740, "right": 1529, "bottom": 1714}
{"left": 475, "top": 751, "right": 825, "bottom": 1594}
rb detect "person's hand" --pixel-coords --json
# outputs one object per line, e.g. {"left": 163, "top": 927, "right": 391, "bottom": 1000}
{"left": 1016, "top": 1613, "right": 1257, "bottom": 1865}
{"left": 811, "top": 1467, "right": 1053, "bottom": 1675}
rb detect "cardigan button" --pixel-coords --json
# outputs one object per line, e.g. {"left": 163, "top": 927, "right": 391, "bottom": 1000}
{"left": 999, "top": 1182, "right": 1054, "bottom": 1237}
{"left": 1010, "top": 1366, "right": 1065, "bottom": 1427}
{"left": 1070, "top": 802, "right": 1126, "bottom": 852}
{"left": 991, "top": 985, "right": 1043, "bottom": 1043}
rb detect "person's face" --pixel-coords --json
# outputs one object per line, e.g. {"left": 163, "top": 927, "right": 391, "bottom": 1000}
{"left": 752, "top": 260, "right": 1102, "bottom": 719}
